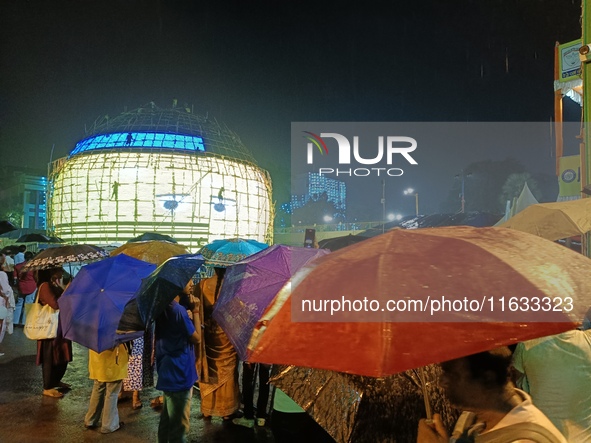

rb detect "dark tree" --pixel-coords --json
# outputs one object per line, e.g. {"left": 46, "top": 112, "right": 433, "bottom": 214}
{"left": 439, "top": 158, "right": 526, "bottom": 213}
{"left": 293, "top": 192, "right": 340, "bottom": 225}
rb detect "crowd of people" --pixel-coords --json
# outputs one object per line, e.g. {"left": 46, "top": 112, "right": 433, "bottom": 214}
{"left": 0, "top": 244, "right": 590, "bottom": 442}
{"left": 0, "top": 247, "right": 333, "bottom": 442}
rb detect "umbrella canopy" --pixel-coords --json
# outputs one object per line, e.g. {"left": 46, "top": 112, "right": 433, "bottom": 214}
{"left": 198, "top": 238, "right": 268, "bottom": 267}
{"left": 317, "top": 234, "right": 367, "bottom": 251}
{"left": 111, "top": 241, "right": 190, "bottom": 266}
{"left": 247, "top": 226, "right": 591, "bottom": 377}
{"left": 0, "top": 228, "right": 46, "bottom": 240}
{"left": 499, "top": 198, "right": 591, "bottom": 241}
{"left": 119, "top": 254, "right": 205, "bottom": 331}
{"left": 127, "top": 232, "right": 178, "bottom": 243}
{"left": 22, "top": 244, "right": 109, "bottom": 271}
{"left": 16, "top": 233, "right": 52, "bottom": 243}
{"left": 271, "top": 365, "right": 457, "bottom": 443}
{"left": 58, "top": 254, "right": 156, "bottom": 352}
{"left": 0, "top": 220, "right": 18, "bottom": 235}
{"left": 212, "top": 245, "right": 329, "bottom": 359}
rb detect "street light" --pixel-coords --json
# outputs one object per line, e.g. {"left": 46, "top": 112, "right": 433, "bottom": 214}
{"left": 403, "top": 188, "right": 419, "bottom": 216}
{"left": 455, "top": 170, "right": 473, "bottom": 213}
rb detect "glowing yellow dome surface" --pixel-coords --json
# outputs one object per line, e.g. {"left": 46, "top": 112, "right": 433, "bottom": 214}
{"left": 47, "top": 104, "right": 273, "bottom": 249}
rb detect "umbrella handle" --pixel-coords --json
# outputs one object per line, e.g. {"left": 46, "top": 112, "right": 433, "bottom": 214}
{"left": 418, "top": 367, "right": 432, "bottom": 420}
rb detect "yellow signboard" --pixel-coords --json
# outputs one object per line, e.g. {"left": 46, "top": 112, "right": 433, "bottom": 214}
{"left": 558, "top": 155, "right": 581, "bottom": 197}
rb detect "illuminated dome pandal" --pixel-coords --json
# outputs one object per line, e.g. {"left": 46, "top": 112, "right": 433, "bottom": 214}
{"left": 47, "top": 102, "right": 273, "bottom": 249}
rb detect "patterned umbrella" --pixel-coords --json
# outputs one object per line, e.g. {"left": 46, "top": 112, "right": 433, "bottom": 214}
{"left": 111, "top": 241, "right": 190, "bottom": 266}
{"left": 198, "top": 238, "right": 268, "bottom": 267}
{"left": 22, "top": 244, "right": 109, "bottom": 271}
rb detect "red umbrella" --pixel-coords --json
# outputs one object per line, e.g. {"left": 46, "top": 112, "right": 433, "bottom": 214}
{"left": 247, "top": 226, "right": 591, "bottom": 377}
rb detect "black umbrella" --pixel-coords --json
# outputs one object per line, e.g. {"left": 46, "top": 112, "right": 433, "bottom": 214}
{"left": 317, "top": 234, "right": 368, "bottom": 251}
{"left": 0, "top": 228, "right": 46, "bottom": 240}
{"left": 127, "top": 232, "right": 177, "bottom": 243}
{"left": 0, "top": 220, "right": 18, "bottom": 235}
{"left": 1, "top": 245, "right": 20, "bottom": 255}
{"left": 118, "top": 254, "right": 205, "bottom": 332}
{"left": 16, "top": 233, "right": 52, "bottom": 243}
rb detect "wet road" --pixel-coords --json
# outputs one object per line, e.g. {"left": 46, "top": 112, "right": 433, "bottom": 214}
{"left": 0, "top": 329, "right": 275, "bottom": 443}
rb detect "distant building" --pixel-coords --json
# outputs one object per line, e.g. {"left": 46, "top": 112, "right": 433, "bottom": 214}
{"left": 290, "top": 172, "right": 346, "bottom": 219}
{"left": 0, "top": 167, "right": 47, "bottom": 229}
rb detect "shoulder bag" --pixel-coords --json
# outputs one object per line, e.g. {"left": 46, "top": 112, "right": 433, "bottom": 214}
{"left": 24, "top": 284, "right": 59, "bottom": 340}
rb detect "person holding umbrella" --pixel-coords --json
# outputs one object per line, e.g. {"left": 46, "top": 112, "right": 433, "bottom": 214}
{"left": 417, "top": 347, "right": 566, "bottom": 443}
{"left": 155, "top": 283, "right": 200, "bottom": 442}
{"left": 36, "top": 267, "right": 72, "bottom": 398}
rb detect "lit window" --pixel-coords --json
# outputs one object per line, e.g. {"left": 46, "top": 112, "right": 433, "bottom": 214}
{"left": 69, "top": 132, "right": 206, "bottom": 156}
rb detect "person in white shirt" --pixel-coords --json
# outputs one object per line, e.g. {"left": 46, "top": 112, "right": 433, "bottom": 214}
{"left": 1, "top": 252, "right": 14, "bottom": 286}
{"left": 0, "top": 254, "right": 15, "bottom": 345}
{"left": 417, "top": 347, "right": 566, "bottom": 443}
{"left": 13, "top": 245, "right": 26, "bottom": 266}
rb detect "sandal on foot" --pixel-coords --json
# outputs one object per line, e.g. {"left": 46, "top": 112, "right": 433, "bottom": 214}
{"left": 132, "top": 401, "right": 143, "bottom": 410}
{"left": 43, "top": 389, "right": 64, "bottom": 398}
{"left": 150, "top": 397, "right": 163, "bottom": 408}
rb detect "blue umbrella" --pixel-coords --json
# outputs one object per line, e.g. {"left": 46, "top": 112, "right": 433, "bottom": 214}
{"left": 120, "top": 254, "right": 205, "bottom": 329}
{"left": 58, "top": 254, "right": 156, "bottom": 352}
{"left": 199, "top": 238, "right": 268, "bottom": 267}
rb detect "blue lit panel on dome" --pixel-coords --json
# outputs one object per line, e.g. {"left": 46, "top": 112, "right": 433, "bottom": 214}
{"left": 69, "top": 132, "right": 205, "bottom": 156}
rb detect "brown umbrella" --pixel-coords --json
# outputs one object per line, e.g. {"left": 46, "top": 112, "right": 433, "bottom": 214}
{"left": 499, "top": 198, "right": 591, "bottom": 241}
{"left": 111, "top": 241, "right": 190, "bottom": 265}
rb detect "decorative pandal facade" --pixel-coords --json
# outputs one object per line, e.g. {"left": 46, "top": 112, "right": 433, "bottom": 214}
{"left": 47, "top": 103, "right": 273, "bottom": 250}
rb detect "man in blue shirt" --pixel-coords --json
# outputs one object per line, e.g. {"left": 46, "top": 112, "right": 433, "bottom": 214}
{"left": 155, "top": 293, "right": 199, "bottom": 443}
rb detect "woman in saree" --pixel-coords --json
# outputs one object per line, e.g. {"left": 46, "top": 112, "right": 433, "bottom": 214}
{"left": 195, "top": 267, "right": 239, "bottom": 419}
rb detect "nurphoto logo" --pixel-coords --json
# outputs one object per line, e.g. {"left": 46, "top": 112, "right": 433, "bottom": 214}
{"left": 303, "top": 131, "right": 418, "bottom": 177}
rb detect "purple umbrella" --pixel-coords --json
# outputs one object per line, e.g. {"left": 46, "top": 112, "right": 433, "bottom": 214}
{"left": 212, "top": 244, "right": 330, "bottom": 360}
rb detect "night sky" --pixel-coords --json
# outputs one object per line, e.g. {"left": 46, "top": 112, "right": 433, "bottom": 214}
{"left": 0, "top": 0, "right": 583, "bottom": 218}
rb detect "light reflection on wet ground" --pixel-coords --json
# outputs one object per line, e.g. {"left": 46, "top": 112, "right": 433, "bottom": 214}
{"left": 0, "top": 329, "right": 273, "bottom": 443}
